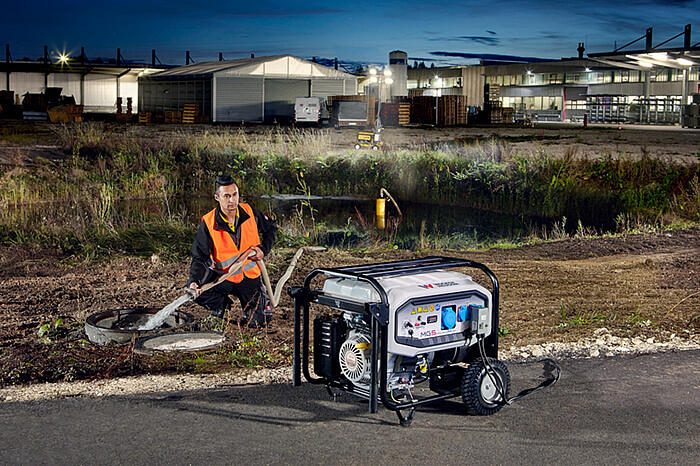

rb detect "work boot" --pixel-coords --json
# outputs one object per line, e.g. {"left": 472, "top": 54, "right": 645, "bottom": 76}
{"left": 247, "top": 289, "right": 272, "bottom": 328}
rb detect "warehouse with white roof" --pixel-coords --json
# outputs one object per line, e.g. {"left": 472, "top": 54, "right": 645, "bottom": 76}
{"left": 138, "top": 55, "right": 358, "bottom": 122}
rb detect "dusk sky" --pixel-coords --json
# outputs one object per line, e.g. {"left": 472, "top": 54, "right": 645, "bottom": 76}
{"left": 2, "top": 1, "right": 699, "bottom": 69}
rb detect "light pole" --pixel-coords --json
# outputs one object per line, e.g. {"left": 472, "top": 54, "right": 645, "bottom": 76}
{"left": 434, "top": 76, "right": 442, "bottom": 126}
{"left": 368, "top": 66, "right": 393, "bottom": 130}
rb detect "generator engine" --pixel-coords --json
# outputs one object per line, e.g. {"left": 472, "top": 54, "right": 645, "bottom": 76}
{"left": 313, "top": 269, "right": 493, "bottom": 399}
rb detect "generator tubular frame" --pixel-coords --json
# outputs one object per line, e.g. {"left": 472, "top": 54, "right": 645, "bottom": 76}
{"left": 289, "top": 256, "right": 500, "bottom": 422}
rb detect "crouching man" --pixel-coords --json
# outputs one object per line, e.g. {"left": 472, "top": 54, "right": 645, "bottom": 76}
{"left": 188, "top": 175, "right": 277, "bottom": 327}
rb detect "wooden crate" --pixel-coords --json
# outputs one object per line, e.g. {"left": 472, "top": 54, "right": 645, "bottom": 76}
{"left": 138, "top": 112, "right": 152, "bottom": 124}
{"left": 410, "top": 95, "right": 468, "bottom": 126}
{"left": 164, "top": 110, "right": 182, "bottom": 124}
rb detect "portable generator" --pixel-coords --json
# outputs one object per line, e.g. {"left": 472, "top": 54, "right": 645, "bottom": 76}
{"left": 289, "top": 256, "right": 537, "bottom": 426}
{"left": 354, "top": 131, "right": 383, "bottom": 150}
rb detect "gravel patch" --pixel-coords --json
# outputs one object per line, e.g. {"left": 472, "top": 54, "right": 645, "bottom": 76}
{"left": 1, "top": 328, "right": 698, "bottom": 403}
{"left": 500, "top": 328, "right": 700, "bottom": 361}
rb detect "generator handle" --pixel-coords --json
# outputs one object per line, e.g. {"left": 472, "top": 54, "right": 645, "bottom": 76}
{"left": 302, "top": 268, "right": 390, "bottom": 316}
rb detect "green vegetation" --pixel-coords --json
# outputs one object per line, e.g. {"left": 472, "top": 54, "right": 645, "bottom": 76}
{"left": 1, "top": 124, "right": 698, "bottom": 256}
{"left": 224, "top": 333, "right": 271, "bottom": 368}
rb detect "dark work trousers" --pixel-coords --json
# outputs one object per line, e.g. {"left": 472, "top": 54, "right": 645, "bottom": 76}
{"left": 195, "top": 276, "right": 266, "bottom": 326}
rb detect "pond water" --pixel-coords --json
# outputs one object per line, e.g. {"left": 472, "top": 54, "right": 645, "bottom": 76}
{"left": 3, "top": 192, "right": 617, "bottom": 249}
{"left": 176, "top": 194, "right": 596, "bottom": 247}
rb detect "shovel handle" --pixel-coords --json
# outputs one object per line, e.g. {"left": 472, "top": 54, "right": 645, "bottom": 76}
{"left": 192, "top": 248, "right": 257, "bottom": 297}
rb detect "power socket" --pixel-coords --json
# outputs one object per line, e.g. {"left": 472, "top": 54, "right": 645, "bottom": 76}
{"left": 468, "top": 304, "right": 490, "bottom": 336}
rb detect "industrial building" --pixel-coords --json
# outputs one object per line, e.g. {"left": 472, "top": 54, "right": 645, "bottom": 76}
{"left": 0, "top": 47, "right": 166, "bottom": 113}
{"left": 407, "top": 25, "right": 700, "bottom": 125}
{"left": 138, "top": 55, "right": 358, "bottom": 122}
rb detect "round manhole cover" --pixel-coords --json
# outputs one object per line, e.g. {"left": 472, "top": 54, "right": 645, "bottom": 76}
{"left": 134, "top": 331, "right": 225, "bottom": 355}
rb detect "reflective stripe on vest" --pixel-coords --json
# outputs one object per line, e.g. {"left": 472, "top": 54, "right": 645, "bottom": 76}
{"left": 202, "top": 203, "right": 261, "bottom": 283}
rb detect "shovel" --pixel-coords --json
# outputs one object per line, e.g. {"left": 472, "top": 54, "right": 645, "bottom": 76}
{"left": 139, "top": 248, "right": 257, "bottom": 330}
{"left": 140, "top": 246, "right": 326, "bottom": 331}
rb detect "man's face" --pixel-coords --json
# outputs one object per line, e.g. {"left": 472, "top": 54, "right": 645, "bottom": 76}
{"left": 215, "top": 184, "right": 239, "bottom": 217}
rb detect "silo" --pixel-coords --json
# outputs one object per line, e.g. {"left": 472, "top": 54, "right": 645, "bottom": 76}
{"left": 388, "top": 50, "right": 408, "bottom": 97}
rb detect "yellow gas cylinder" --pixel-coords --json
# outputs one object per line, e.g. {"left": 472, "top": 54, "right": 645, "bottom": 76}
{"left": 376, "top": 197, "right": 386, "bottom": 229}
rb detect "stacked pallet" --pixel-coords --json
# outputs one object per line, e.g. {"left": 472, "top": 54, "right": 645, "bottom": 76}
{"left": 488, "top": 84, "right": 501, "bottom": 100}
{"left": 502, "top": 107, "right": 515, "bottom": 124}
{"left": 438, "top": 95, "right": 468, "bottom": 126}
{"left": 398, "top": 102, "right": 410, "bottom": 125}
{"left": 684, "top": 104, "right": 700, "bottom": 128}
{"left": 182, "top": 103, "right": 199, "bottom": 124}
{"left": 488, "top": 100, "right": 503, "bottom": 124}
{"left": 409, "top": 96, "right": 435, "bottom": 125}
{"left": 138, "top": 112, "right": 152, "bottom": 123}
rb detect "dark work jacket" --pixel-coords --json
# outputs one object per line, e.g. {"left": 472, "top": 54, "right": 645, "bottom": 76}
{"left": 188, "top": 204, "right": 277, "bottom": 287}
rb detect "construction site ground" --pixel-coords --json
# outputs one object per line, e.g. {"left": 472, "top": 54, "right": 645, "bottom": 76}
{"left": 1, "top": 120, "right": 700, "bottom": 165}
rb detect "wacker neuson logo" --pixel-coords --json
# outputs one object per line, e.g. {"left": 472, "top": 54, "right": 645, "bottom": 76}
{"left": 418, "top": 281, "right": 458, "bottom": 289}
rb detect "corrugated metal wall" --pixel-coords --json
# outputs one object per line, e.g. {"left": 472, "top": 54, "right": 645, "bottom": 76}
{"left": 4, "top": 71, "right": 140, "bottom": 112}
{"left": 9, "top": 72, "right": 45, "bottom": 97}
{"left": 311, "top": 79, "right": 345, "bottom": 98}
{"left": 214, "top": 76, "right": 263, "bottom": 122}
{"left": 50, "top": 74, "right": 82, "bottom": 103}
{"left": 461, "top": 66, "right": 483, "bottom": 107}
{"left": 83, "top": 74, "right": 118, "bottom": 112}
{"left": 264, "top": 78, "right": 308, "bottom": 122}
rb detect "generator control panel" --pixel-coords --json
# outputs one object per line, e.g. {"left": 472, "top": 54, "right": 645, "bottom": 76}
{"left": 394, "top": 293, "right": 490, "bottom": 348}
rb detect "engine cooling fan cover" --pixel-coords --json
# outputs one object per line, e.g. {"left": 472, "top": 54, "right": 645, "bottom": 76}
{"left": 338, "top": 334, "right": 371, "bottom": 384}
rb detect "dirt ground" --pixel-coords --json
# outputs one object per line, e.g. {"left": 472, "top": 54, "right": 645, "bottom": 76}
{"left": 0, "top": 120, "right": 699, "bottom": 386}
{"left": 0, "top": 229, "right": 698, "bottom": 386}
{"left": 1, "top": 120, "right": 699, "bottom": 165}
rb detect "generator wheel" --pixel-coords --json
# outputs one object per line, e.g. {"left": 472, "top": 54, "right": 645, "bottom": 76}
{"left": 461, "top": 359, "right": 510, "bottom": 415}
{"left": 371, "top": 145, "right": 379, "bottom": 150}
{"left": 354, "top": 144, "right": 361, "bottom": 149}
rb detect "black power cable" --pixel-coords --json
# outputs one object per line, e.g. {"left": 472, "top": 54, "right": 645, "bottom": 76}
{"left": 477, "top": 335, "right": 561, "bottom": 406}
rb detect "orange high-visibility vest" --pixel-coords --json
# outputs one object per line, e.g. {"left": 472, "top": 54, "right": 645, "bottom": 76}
{"left": 202, "top": 203, "right": 261, "bottom": 283}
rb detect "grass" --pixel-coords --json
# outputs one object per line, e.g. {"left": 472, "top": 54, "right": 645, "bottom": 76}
{"left": 225, "top": 333, "right": 272, "bottom": 368}
{"left": 1, "top": 124, "right": 699, "bottom": 255}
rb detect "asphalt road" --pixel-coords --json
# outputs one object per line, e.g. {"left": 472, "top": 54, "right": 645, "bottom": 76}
{"left": 1, "top": 350, "right": 698, "bottom": 465}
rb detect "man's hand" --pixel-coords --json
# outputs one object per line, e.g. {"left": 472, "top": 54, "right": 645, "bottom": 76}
{"left": 187, "top": 282, "right": 201, "bottom": 299}
{"left": 250, "top": 246, "right": 264, "bottom": 262}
